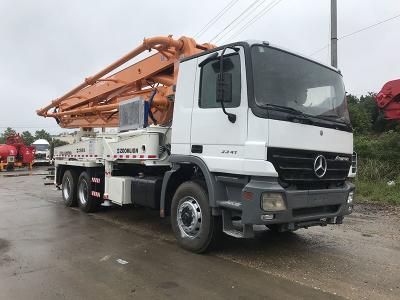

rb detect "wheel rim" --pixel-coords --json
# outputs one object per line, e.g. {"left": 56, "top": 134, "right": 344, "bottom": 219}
{"left": 63, "top": 177, "right": 71, "bottom": 200}
{"left": 78, "top": 178, "right": 88, "bottom": 205}
{"left": 177, "top": 196, "right": 202, "bottom": 239}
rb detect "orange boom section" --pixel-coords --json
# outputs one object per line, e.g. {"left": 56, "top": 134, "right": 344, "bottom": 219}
{"left": 37, "top": 36, "right": 214, "bottom": 128}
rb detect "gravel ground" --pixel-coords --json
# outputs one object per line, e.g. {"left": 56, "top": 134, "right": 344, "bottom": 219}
{"left": 95, "top": 202, "right": 400, "bottom": 299}
{"left": 1, "top": 169, "right": 399, "bottom": 299}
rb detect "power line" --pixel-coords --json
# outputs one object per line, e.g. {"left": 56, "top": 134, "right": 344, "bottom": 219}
{"left": 309, "top": 12, "right": 400, "bottom": 57}
{"left": 222, "top": 0, "right": 279, "bottom": 43}
{"left": 309, "top": 44, "right": 330, "bottom": 57}
{"left": 209, "top": 0, "right": 265, "bottom": 43}
{"left": 193, "top": 0, "right": 239, "bottom": 39}
{"left": 222, "top": 0, "right": 284, "bottom": 44}
{"left": 213, "top": 0, "right": 269, "bottom": 44}
{"left": 340, "top": 13, "right": 400, "bottom": 40}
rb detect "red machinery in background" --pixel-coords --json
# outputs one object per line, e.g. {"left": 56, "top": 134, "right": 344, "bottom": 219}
{"left": 0, "top": 134, "right": 35, "bottom": 171}
{"left": 375, "top": 79, "right": 400, "bottom": 120}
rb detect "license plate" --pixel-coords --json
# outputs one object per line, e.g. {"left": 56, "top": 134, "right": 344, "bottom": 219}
{"left": 308, "top": 194, "right": 329, "bottom": 206}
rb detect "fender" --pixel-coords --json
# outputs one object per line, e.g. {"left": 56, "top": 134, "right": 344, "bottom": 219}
{"left": 160, "top": 155, "right": 226, "bottom": 217}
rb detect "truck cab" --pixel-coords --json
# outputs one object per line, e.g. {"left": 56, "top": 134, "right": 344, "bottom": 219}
{"left": 32, "top": 139, "right": 51, "bottom": 165}
{"left": 170, "top": 41, "right": 355, "bottom": 237}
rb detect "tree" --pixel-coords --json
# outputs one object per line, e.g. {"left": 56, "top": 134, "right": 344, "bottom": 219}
{"left": 51, "top": 138, "right": 69, "bottom": 148}
{"left": 34, "top": 129, "right": 52, "bottom": 143}
{"left": 21, "top": 131, "right": 35, "bottom": 146}
{"left": 4, "top": 127, "right": 16, "bottom": 139}
{"left": 50, "top": 138, "right": 69, "bottom": 159}
{"left": 347, "top": 95, "right": 373, "bottom": 134}
{"left": 348, "top": 93, "right": 398, "bottom": 134}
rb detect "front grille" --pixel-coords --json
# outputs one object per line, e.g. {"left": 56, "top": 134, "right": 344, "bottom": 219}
{"left": 268, "top": 147, "right": 351, "bottom": 189}
{"left": 35, "top": 153, "right": 47, "bottom": 159}
{"left": 293, "top": 205, "right": 340, "bottom": 217}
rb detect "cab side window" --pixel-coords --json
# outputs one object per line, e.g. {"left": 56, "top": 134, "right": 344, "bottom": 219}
{"left": 199, "top": 54, "right": 241, "bottom": 108}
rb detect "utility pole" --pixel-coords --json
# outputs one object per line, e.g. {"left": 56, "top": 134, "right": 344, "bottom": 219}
{"left": 331, "top": 0, "right": 338, "bottom": 68}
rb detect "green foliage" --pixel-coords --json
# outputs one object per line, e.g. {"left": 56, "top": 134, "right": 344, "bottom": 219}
{"left": 34, "top": 129, "right": 52, "bottom": 143}
{"left": 355, "top": 178, "right": 400, "bottom": 205}
{"left": 354, "top": 131, "right": 400, "bottom": 202}
{"left": 51, "top": 139, "right": 69, "bottom": 148}
{"left": 355, "top": 131, "right": 400, "bottom": 164}
{"left": 348, "top": 93, "right": 400, "bottom": 205}
{"left": 354, "top": 132, "right": 400, "bottom": 205}
{"left": 348, "top": 101, "right": 372, "bottom": 133}
{"left": 347, "top": 93, "right": 398, "bottom": 134}
{"left": 3, "top": 127, "right": 16, "bottom": 139}
{"left": 0, "top": 127, "right": 17, "bottom": 144}
{"left": 21, "top": 131, "right": 35, "bottom": 146}
{"left": 50, "top": 138, "right": 69, "bottom": 158}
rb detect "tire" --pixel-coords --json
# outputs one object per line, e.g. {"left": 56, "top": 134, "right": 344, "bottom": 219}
{"left": 77, "top": 171, "right": 99, "bottom": 213}
{"left": 62, "top": 170, "right": 78, "bottom": 207}
{"left": 171, "top": 181, "right": 221, "bottom": 253}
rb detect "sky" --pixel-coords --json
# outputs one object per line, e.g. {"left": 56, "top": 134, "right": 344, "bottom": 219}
{"left": 0, "top": 0, "right": 399, "bottom": 134}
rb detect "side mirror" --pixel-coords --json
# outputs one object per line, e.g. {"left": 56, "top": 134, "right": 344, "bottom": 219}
{"left": 216, "top": 46, "right": 238, "bottom": 123}
{"left": 216, "top": 72, "right": 232, "bottom": 103}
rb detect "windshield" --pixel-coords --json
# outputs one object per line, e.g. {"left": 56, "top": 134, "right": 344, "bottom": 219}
{"left": 34, "top": 144, "right": 49, "bottom": 151}
{"left": 251, "top": 45, "right": 350, "bottom": 124}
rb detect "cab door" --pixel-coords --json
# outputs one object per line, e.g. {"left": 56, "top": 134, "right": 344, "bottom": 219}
{"left": 190, "top": 48, "right": 248, "bottom": 174}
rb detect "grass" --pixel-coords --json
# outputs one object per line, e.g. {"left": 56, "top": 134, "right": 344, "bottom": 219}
{"left": 354, "top": 159, "right": 400, "bottom": 206}
{"left": 352, "top": 133, "right": 400, "bottom": 206}
{"left": 355, "top": 178, "right": 400, "bottom": 206}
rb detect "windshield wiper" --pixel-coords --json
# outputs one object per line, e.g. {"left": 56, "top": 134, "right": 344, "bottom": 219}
{"left": 317, "top": 114, "right": 350, "bottom": 125}
{"left": 259, "top": 103, "right": 303, "bottom": 114}
{"left": 260, "top": 103, "right": 314, "bottom": 125}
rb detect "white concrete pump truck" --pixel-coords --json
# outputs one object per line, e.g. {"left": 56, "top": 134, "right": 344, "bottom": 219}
{"left": 38, "top": 36, "right": 356, "bottom": 253}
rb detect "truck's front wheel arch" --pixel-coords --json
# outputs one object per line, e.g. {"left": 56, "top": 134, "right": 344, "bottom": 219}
{"left": 162, "top": 155, "right": 224, "bottom": 217}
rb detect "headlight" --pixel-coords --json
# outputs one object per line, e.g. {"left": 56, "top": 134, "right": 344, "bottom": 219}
{"left": 261, "top": 193, "right": 286, "bottom": 211}
{"left": 347, "top": 191, "right": 354, "bottom": 204}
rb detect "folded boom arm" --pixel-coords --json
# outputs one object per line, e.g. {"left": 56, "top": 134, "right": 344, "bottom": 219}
{"left": 37, "top": 36, "right": 214, "bottom": 128}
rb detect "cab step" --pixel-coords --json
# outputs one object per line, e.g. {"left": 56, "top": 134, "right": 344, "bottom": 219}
{"left": 222, "top": 209, "right": 254, "bottom": 238}
{"left": 218, "top": 200, "right": 242, "bottom": 211}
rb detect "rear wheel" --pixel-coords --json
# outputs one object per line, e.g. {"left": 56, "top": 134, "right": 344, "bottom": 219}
{"left": 77, "top": 171, "right": 99, "bottom": 213}
{"left": 62, "top": 170, "right": 78, "bottom": 207}
{"left": 171, "top": 181, "right": 221, "bottom": 253}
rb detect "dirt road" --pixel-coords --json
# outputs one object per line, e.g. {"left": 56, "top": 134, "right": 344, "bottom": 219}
{"left": 0, "top": 173, "right": 399, "bottom": 299}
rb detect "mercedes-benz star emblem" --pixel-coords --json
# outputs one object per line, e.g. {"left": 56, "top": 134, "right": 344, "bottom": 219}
{"left": 314, "top": 155, "right": 327, "bottom": 178}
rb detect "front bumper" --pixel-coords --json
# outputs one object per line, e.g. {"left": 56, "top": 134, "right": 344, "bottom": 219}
{"left": 241, "top": 178, "right": 354, "bottom": 227}
{"left": 33, "top": 159, "right": 50, "bottom": 164}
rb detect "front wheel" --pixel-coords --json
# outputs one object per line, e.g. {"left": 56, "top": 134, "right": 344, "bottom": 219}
{"left": 77, "top": 171, "right": 99, "bottom": 213}
{"left": 171, "top": 181, "right": 221, "bottom": 253}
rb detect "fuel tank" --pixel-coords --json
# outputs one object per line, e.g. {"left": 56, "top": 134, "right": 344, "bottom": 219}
{"left": 0, "top": 144, "right": 17, "bottom": 162}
